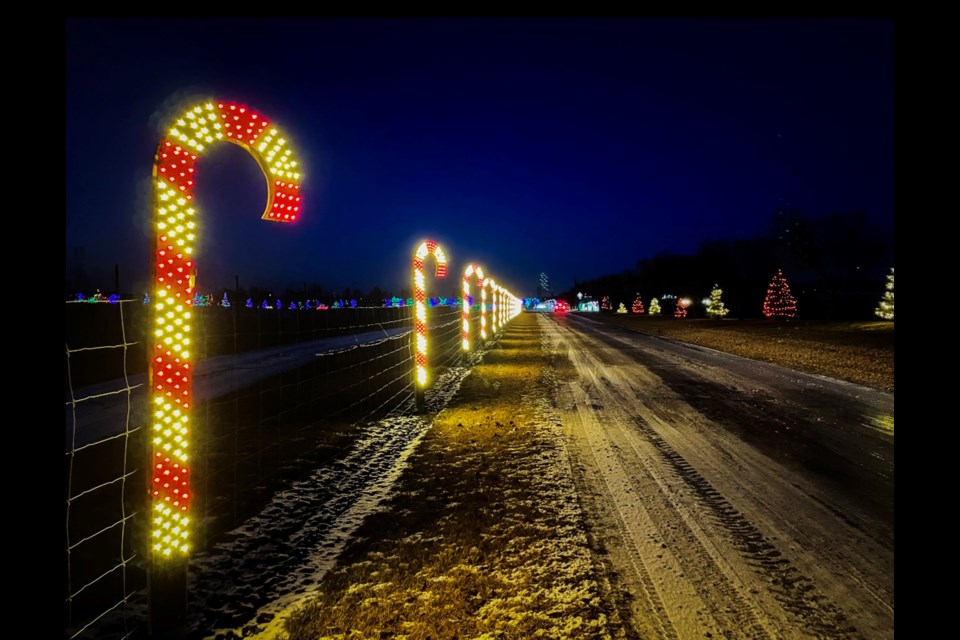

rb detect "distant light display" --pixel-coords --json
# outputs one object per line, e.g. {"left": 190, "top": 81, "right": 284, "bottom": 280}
{"left": 462, "top": 264, "right": 486, "bottom": 351}
{"left": 413, "top": 240, "right": 448, "bottom": 387}
{"left": 631, "top": 293, "right": 645, "bottom": 314}
{"left": 150, "top": 99, "right": 303, "bottom": 559}
{"left": 649, "top": 297, "right": 661, "bottom": 315}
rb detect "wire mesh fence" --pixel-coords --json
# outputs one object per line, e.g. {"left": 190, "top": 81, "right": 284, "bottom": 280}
{"left": 64, "top": 299, "right": 468, "bottom": 639}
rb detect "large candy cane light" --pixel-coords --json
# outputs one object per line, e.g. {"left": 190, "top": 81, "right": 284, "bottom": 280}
{"left": 413, "top": 240, "right": 448, "bottom": 389}
{"left": 462, "top": 264, "right": 486, "bottom": 351}
{"left": 150, "top": 100, "right": 303, "bottom": 559}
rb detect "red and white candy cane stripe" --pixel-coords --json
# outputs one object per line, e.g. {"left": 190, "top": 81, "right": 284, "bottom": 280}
{"left": 413, "top": 240, "right": 448, "bottom": 387}
{"left": 150, "top": 100, "right": 303, "bottom": 559}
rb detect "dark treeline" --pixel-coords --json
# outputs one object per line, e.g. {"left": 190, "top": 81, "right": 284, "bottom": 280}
{"left": 558, "top": 210, "right": 894, "bottom": 320}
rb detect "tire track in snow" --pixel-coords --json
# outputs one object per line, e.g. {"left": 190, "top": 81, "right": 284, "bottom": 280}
{"left": 542, "top": 314, "right": 879, "bottom": 639}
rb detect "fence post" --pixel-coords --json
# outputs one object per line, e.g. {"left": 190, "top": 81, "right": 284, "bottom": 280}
{"left": 148, "top": 559, "right": 187, "bottom": 639}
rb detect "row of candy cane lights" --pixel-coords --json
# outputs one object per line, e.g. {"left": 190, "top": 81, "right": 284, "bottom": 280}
{"left": 149, "top": 100, "right": 519, "bottom": 560}
{"left": 413, "top": 240, "right": 522, "bottom": 389}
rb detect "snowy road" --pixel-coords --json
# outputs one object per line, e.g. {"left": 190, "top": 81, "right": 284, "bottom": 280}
{"left": 540, "top": 313, "right": 894, "bottom": 639}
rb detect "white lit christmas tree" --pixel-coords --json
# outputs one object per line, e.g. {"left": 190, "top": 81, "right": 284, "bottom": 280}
{"left": 221, "top": 291, "right": 231, "bottom": 308}
{"left": 762, "top": 269, "right": 798, "bottom": 318}
{"left": 649, "top": 297, "right": 661, "bottom": 315}
{"left": 875, "top": 268, "right": 894, "bottom": 320}
{"left": 705, "top": 284, "right": 729, "bottom": 318}
{"left": 631, "top": 293, "right": 645, "bottom": 314}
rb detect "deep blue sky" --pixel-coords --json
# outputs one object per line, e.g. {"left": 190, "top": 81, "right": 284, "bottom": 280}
{"left": 66, "top": 18, "right": 893, "bottom": 298}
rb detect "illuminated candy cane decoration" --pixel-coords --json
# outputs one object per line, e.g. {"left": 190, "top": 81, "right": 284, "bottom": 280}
{"left": 413, "top": 240, "right": 448, "bottom": 387}
{"left": 461, "top": 264, "right": 486, "bottom": 351}
{"left": 150, "top": 100, "right": 303, "bottom": 558}
{"left": 487, "top": 279, "right": 498, "bottom": 333}
{"left": 479, "top": 275, "right": 490, "bottom": 342}
{"left": 497, "top": 287, "right": 507, "bottom": 327}
{"left": 497, "top": 284, "right": 505, "bottom": 331}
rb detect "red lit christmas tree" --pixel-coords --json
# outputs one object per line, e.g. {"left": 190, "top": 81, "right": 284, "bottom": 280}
{"left": 762, "top": 269, "right": 798, "bottom": 318}
{"left": 631, "top": 293, "right": 645, "bottom": 314}
{"left": 601, "top": 295, "right": 612, "bottom": 311}
{"left": 674, "top": 298, "right": 688, "bottom": 318}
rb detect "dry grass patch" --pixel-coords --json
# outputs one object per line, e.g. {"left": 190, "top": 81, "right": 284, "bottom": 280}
{"left": 591, "top": 315, "right": 894, "bottom": 393}
{"left": 281, "top": 313, "right": 629, "bottom": 640}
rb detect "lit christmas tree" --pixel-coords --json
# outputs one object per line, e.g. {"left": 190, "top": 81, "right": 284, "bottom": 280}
{"left": 875, "top": 267, "right": 894, "bottom": 320}
{"left": 601, "top": 295, "right": 612, "bottom": 311}
{"left": 649, "top": 297, "right": 661, "bottom": 315}
{"left": 674, "top": 298, "right": 688, "bottom": 318}
{"left": 221, "top": 291, "right": 231, "bottom": 308}
{"left": 538, "top": 272, "right": 550, "bottom": 299}
{"left": 631, "top": 293, "right": 645, "bottom": 314}
{"left": 617, "top": 302, "right": 628, "bottom": 314}
{"left": 762, "top": 269, "right": 798, "bottom": 318}
{"left": 246, "top": 298, "right": 253, "bottom": 308}
{"left": 705, "top": 284, "right": 729, "bottom": 318}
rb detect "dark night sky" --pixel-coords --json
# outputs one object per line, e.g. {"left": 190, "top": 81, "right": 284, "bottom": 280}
{"left": 66, "top": 17, "right": 893, "bottom": 299}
